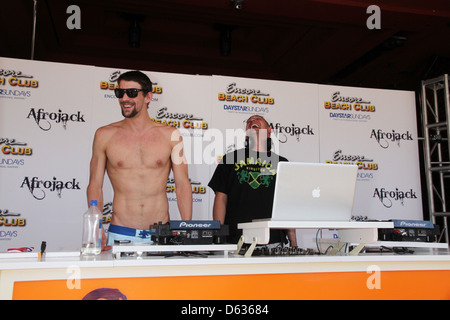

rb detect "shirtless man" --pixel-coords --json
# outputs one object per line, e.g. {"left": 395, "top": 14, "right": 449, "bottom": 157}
{"left": 87, "top": 71, "right": 192, "bottom": 248}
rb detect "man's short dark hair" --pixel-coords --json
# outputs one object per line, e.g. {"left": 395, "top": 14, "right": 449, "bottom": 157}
{"left": 117, "top": 70, "right": 152, "bottom": 94}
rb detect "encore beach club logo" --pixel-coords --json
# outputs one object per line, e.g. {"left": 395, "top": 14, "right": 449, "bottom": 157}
{"left": 99, "top": 70, "right": 163, "bottom": 100}
{"left": 0, "top": 138, "right": 33, "bottom": 169}
{"left": 151, "top": 107, "right": 208, "bottom": 131}
{"left": 325, "top": 149, "right": 378, "bottom": 181}
{"left": 0, "top": 69, "right": 38, "bottom": 100}
{"left": 324, "top": 91, "right": 375, "bottom": 122}
{"left": 166, "top": 177, "right": 206, "bottom": 203}
{"left": 0, "top": 209, "right": 27, "bottom": 242}
{"left": 218, "top": 82, "right": 274, "bottom": 114}
{"left": 0, "top": 209, "right": 26, "bottom": 228}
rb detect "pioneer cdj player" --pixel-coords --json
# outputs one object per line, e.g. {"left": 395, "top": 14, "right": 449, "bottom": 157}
{"left": 378, "top": 219, "right": 440, "bottom": 242}
{"left": 150, "top": 220, "right": 229, "bottom": 245}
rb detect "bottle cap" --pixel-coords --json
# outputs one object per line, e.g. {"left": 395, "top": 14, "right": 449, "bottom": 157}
{"left": 90, "top": 200, "right": 98, "bottom": 206}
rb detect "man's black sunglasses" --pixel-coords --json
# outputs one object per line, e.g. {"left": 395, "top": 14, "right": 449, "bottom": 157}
{"left": 114, "top": 88, "right": 145, "bottom": 98}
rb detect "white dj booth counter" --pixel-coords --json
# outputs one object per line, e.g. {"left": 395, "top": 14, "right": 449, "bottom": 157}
{"left": 1, "top": 220, "right": 449, "bottom": 300}
{"left": 237, "top": 220, "right": 394, "bottom": 256}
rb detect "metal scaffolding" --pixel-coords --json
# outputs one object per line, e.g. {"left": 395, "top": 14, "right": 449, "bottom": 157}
{"left": 421, "top": 74, "right": 450, "bottom": 243}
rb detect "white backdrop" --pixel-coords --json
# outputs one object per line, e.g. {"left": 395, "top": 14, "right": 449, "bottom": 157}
{"left": 0, "top": 58, "right": 93, "bottom": 251}
{"left": 318, "top": 85, "right": 422, "bottom": 221}
{"left": 0, "top": 57, "right": 423, "bottom": 251}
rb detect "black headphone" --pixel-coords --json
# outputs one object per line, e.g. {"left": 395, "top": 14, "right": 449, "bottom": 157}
{"left": 245, "top": 136, "right": 272, "bottom": 152}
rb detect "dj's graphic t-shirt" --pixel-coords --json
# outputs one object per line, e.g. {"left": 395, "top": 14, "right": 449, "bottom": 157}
{"left": 208, "top": 148, "right": 288, "bottom": 243}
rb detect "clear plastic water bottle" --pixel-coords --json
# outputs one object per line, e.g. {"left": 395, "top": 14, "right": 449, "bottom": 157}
{"left": 81, "top": 200, "right": 102, "bottom": 255}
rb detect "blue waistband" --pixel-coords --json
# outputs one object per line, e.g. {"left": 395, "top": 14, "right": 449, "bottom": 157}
{"left": 108, "top": 224, "right": 151, "bottom": 239}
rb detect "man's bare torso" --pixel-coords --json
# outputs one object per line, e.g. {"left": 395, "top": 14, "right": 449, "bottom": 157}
{"left": 104, "top": 121, "right": 174, "bottom": 230}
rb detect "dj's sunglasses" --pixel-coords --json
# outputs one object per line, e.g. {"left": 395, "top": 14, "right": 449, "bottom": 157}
{"left": 114, "top": 88, "right": 145, "bottom": 98}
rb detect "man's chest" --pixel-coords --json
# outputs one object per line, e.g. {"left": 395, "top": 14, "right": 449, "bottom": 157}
{"left": 106, "top": 133, "right": 172, "bottom": 169}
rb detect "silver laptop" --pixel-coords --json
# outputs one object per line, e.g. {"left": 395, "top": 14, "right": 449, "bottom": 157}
{"left": 268, "top": 162, "right": 358, "bottom": 221}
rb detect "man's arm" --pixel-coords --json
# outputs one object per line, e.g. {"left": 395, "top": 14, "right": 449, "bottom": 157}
{"left": 287, "top": 229, "right": 298, "bottom": 247}
{"left": 170, "top": 129, "right": 192, "bottom": 220}
{"left": 86, "top": 128, "right": 109, "bottom": 249}
{"left": 87, "top": 128, "right": 107, "bottom": 209}
{"left": 212, "top": 192, "right": 228, "bottom": 224}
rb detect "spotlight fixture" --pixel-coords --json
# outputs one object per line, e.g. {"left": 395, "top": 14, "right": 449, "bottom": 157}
{"left": 231, "top": 0, "right": 244, "bottom": 10}
{"left": 215, "top": 24, "right": 234, "bottom": 56}
{"left": 121, "top": 13, "right": 145, "bottom": 48}
{"left": 128, "top": 19, "right": 141, "bottom": 48}
{"left": 220, "top": 26, "right": 232, "bottom": 56}
{"left": 382, "top": 35, "right": 407, "bottom": 50}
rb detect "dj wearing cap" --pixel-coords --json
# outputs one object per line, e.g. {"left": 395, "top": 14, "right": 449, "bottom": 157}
{"left": 208, "top": 115, "right": 297, "bottom": 247}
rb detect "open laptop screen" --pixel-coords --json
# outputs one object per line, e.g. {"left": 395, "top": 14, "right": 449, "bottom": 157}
{"left": 270, "top": 162, "right": 358, "bottom": 221}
